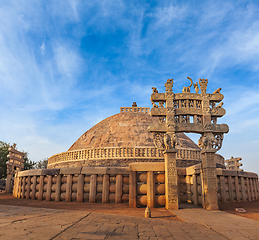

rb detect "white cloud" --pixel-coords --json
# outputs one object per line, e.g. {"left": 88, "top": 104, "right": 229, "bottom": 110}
{"left": 40, "top": 43, "right": 45, "bottom": 55}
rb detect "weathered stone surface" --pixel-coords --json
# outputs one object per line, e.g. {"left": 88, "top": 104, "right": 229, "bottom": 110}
{"left": 69, "top": 112, "right": 199, "bottom": 150}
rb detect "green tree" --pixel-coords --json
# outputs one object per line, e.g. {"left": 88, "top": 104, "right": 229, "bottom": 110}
{"left": 0, "top": 141, "right": 10, "bottom": 179}
{"left": 34, "top": 158, "right": 48, "bottom": 169}
{"left": 23, "top": 152, "right": 36, "bottom": 170}
{"left": 0, "top": 141, "right": 36, "bottom": 179}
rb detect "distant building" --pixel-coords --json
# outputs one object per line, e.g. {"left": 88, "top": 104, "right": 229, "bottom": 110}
{"left": 225, "top": 156, "right": 243, "bottom": 171}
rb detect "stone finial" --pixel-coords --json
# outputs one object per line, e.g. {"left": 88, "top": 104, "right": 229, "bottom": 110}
{"left": 132, "top": 102, "right": 137, "bottom": 107}
{"left": 145, "top": 206, "right": 151, "bottom": 218}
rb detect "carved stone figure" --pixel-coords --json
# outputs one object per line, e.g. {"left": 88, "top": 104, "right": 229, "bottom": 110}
{"left": 164, "top": 133, "right": 179, "bottom": 149}
{"left": 153, "top": 132, "right": 165, "bottom": 149}
{"left": 199, "top": 78, "right": 208, "bottom": 95}
{"left": 159, "top": 101, "right": 164, "bottom": 108}
{"left": 213, "top": 88, "right": 221, "bottom": 94}
{"left": 152, "top": 87, "right": 158, "bottom": 93}
{"left": 182, "top": 77, "right": 193, "bottom": 93}
{"left": 193, "top": 82, "right": 199, "bottom": 94}
{"left": 198, "top": 133, "right": 216, "bottom": 150}
{"left": 213, "top": 133, "right": 223, "bottom": 150}
{"left": 159, "top": 117, "right": 165, "bottom": 123}
{"left": 165, "top": 79, "right": 174, "bottom": 94}
{"left": 152, "top": 102, "right": 158, "bottom": 108}
{"left": 216, "top": 102, "right": 223, "bottom": 108}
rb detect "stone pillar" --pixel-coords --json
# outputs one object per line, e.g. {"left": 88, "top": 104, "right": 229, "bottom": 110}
{"left": 26, "top": 176, "right": 31, "bottom": 199}
{"left": 164, "top": 149, "right": 178, "bottom": 210}
{"left": 102, "top": 174, "right": 109, "bottom": 203}
{"left": 38, "top": 176, "right": 44, "bottom": 200}
{"left": 31, "top": 176, "right": 37, "bottom": 200}
{"left": 147, "top": 171, "right": 155, "bottom": 208}
{"left": 192, "top": 174, "right": 198, "bottom": 205}
{"left": 55, "top": 175, "right": 61, "bottom": 202}
{"left": 77, "top": 174, "right": 84, "bottom": 202}
{"left": 186, "top": 175, "right": 192, "bottom": 204}
{"left": 115, "top": 174, "right": 123, "bottom": 203}
{"left": 46, "top": 176, "right": 52, "bottom": 201}
{"left": 66, "top": 175, "right": 73, "bottom": 202}
{"left": 89, "top": 174, "right": 97, "bottom": 203}
{"left": 201, "top": 149, "right": 218, "bottom": 210}
{"left": 6, "top": 174, "right": 13, "bottom": 193}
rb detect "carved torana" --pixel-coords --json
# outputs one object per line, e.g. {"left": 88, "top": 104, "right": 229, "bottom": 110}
{"left": 148, "top": 77, "right": 229, "bottom": 151}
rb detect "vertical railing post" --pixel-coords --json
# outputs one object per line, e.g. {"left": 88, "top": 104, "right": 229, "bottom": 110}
{"left": 147, "top": 171, "right": 155, "bottom": 208}
{"left": 129, "top": 171, "right": 137, "bottom": 207}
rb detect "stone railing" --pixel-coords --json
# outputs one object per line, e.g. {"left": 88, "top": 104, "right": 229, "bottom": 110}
{"left": 12, "top": 163, "right": 259, "bottom": 207}
{"left": 47, "top": 147, "right": 201, "bottom": 167}
{"left": 128, "top": 162, "right": 259, "bottom": 208}
{"left": 184, "top": 164, "right": 259, "bottom": 205}
{"left": 13, "top": 167, "right": 129, "bottom": 204}
{"left": 120, "top": 107, "right": 150, "bottom": 113}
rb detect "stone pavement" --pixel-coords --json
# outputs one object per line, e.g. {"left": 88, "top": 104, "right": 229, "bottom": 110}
{"left": 0, "top": 204, "right": 228, "bottom": 240}
{"left": 171, "top": 206, "right": 259, "bottom": 240}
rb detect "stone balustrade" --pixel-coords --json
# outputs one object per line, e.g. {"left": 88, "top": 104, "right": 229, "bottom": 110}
{"left": 47, "top": 147, "right": 201, "bottom": 168}
{"left": 13, "top": 167, "right": 129, "bottom": 204}
{"left": 120, "top": 107, "right": 150, "bottom": 113}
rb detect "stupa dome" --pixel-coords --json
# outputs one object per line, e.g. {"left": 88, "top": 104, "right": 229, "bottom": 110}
{"left": 47, "top": 104, "right": 201, "bottom": 169}
{"left": 69, "top": 111, "right": 200, "bottom": 151}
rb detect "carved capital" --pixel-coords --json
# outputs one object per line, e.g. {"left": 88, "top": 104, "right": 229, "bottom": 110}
{"left": 198, "top": 132, "right": 224, "bottom": 151}
{"left": 164, "top": 132, "right": 179, "bottom": 149}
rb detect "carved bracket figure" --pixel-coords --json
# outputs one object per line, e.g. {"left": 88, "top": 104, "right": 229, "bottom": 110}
{"left": 153, "top": 132, "right": 165, "bottom": 149}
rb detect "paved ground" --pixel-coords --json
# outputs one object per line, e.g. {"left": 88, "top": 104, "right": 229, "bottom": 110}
{"left": 0, "top": 205, "right": 227, "bottom": 240}
{"left": 172, "top": 206, "right": 259, "bottom": 240}
{"left": 1, "top": 193, "right": 259, "bottom": 239}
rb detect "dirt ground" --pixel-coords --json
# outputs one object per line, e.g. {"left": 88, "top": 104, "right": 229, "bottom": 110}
{"left": 0, "top": 193, "right": 181, "bottom": 221}
{"left": 1, "top": 193, "right": 259, "bottom": 222}
{"left": 219, "top": 201, "right": 259, "bottom": 222}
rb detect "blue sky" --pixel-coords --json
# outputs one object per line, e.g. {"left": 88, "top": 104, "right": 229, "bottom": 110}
{"left": 1, "top": 0, "right": 259, "bottom": 174}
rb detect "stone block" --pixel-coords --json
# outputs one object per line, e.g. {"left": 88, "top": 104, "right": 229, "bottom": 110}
{"left": 60, "top": 167, "right": 82, "bottom": 175}
{"left": 18, "top": 170, "right": 31, "bottom": 177}
{"left": 107, "top": 167, "right": 129, "bottom": 175}
{"left": 81, "top": 167, "right": 107, "bottom": 175}
{"left": 129, "top": 162, "right": 165, "bottom": 172}
{"left": 41, "top": 169, "right": 60, "bottom": 176}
